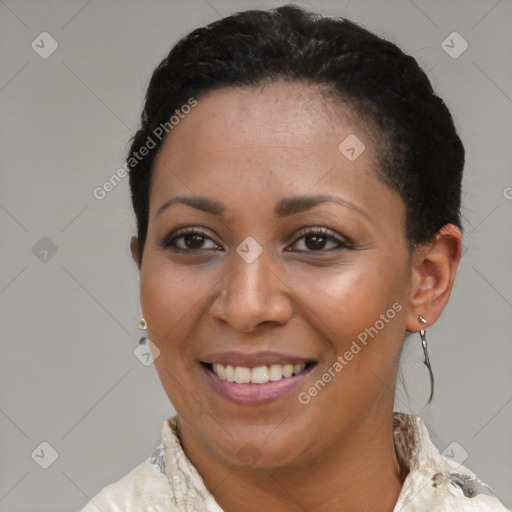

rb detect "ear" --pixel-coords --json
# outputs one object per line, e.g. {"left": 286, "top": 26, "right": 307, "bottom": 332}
{"left": 130, "top": 236, "right": 141, "bottom": 270}
{"left": 405, "top": 224, "right": 463, "bottom": 332}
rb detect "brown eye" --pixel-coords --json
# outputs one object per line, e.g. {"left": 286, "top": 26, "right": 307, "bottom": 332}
{"left": 162, "top": 228, "right": 221, "bottom": 252}
{"left": 288, "top": 227, "right": 350, "bottom": 252}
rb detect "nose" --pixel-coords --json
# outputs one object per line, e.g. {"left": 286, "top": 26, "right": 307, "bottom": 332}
{"left": 209, "top": 247, "right": 293, "bottom": 333}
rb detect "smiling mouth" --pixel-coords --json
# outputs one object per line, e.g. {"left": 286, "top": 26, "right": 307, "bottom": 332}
{"left": 201, "top": 361, "right": 317, "bottom": 384}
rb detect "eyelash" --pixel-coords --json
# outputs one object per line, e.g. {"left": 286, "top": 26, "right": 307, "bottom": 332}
{"left": 160, "top": 226, "right": 351, "bottom": 254}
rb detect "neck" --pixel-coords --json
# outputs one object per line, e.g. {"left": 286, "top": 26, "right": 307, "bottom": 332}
{"left": 177, "top": 408, "right": 409, "bottom": 512}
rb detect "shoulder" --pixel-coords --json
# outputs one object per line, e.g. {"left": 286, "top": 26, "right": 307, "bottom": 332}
{"left": 78, "top": 450, "right": 175, "bottom": 512}
{"left": 411, "top": 460, "right": 511, "bottom": 511}
{"left": 77, "top": 415, "right": 223, "bottom": 512}
{"left": 393, "top": 412, "right": 511, "bottom": 511}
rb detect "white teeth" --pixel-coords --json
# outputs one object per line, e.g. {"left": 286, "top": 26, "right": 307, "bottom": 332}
{"left": 210, "top": 362, "right": 307, "bottom": 384}
{"left": 251, "top": 365, "right": 269, "bottom": 384}
{"left": 214, "top": 363, "right": 225, "bottom": 380}
{"left": 293, "top": 364, "right": 304, "bottom": 375}
{"left": 282, "top": 364, "right": 293, "bottom": 378}
{"left": 225, "top": 364, "right": 235, "bottom": 382}
{"left": 234, "top": 366, "right": 251, "bottom": 384}
{"left": 269, "top": 364, "right": 283, "bottom": 381}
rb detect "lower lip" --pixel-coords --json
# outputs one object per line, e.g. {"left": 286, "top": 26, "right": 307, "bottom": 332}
{"left": 201, "top": 364, "right": 315, "bottom": 405}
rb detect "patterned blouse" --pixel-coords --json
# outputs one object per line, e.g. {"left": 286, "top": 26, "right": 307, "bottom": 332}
{"left": 79, "top": 412, "right": 510, "bottom": 511}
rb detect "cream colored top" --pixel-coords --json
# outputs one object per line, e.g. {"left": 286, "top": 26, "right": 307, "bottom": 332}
{"left": 79, "top": 412, "right": 510, "bottom": 511}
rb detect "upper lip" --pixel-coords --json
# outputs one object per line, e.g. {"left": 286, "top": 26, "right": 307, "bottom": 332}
{"left": 200, "top": 350, "right": 316, "bottom": 368}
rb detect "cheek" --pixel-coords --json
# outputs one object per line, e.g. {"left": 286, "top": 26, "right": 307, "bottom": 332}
{"left": 285, "top": 257, "right": 407, "bottom": 414}
{"left": 140, "top": 261, "right": 206, "bottom": 334}
{"left": 139, "top": 261, "right": 212, "bottom": 380}
{"left": 140, "top": 262, "right": 210, "bottom": 407}
{"left": 285, "top": 259, "right": 404, "bottom": 347}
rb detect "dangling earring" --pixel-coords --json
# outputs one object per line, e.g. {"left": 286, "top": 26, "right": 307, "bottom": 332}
{"left": 137, "top": 317, "right": 147, "bottom": 345}
{"left": 419, "top": 315, "right": 434, "bottom": 404}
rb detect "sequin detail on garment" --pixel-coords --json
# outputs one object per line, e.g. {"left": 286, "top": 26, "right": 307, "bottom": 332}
{"left": 148, "top": 441, "right": 165, "bottom": 474}
{"left": 449, "top": 472, "right": 496, "bottom": 498}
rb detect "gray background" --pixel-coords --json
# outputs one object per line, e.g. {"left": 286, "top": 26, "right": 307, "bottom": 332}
{"left": 0, "top": 0, "right": 511, "bottom": 510}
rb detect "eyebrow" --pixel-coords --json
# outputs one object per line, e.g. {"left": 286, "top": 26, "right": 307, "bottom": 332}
{"left": 156, "top": 194, "right": 371, "bottom": 222}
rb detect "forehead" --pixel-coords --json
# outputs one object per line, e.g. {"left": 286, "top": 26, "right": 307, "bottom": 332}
{"left": 153, "top": 81, "right": 368, "bottom": 163}
{"left": 149, "top": 81, "right": 401, "bottom": 227}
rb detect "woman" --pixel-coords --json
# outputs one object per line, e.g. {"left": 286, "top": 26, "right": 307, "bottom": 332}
{"left": 79, "top": 5, "right": 510, "bottom": 512}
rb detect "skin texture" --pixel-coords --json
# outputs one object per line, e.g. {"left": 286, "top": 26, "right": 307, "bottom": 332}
{"left": 130, "top": 80, "right": 462, "bottom": 512}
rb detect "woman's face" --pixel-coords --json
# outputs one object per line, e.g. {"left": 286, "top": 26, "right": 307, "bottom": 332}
{"left": 136, "top": 81, "right": 417, "bottom": 469}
